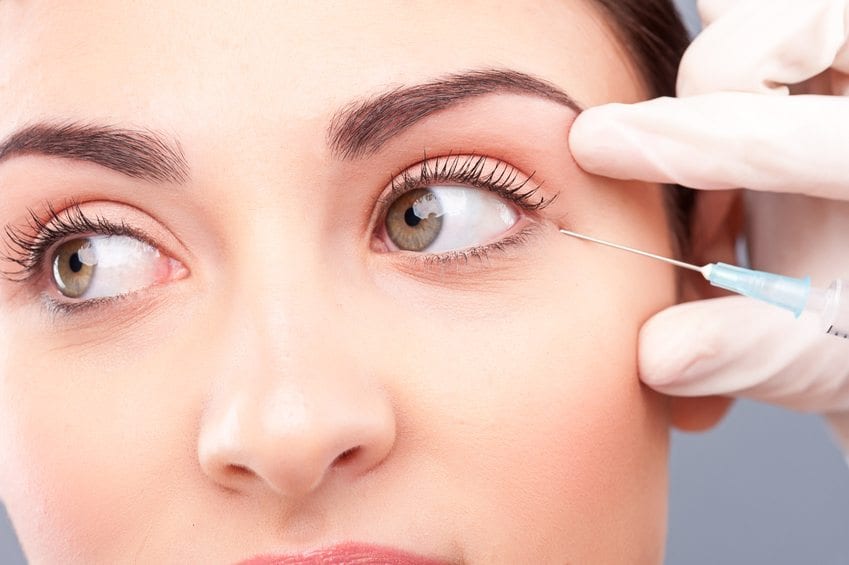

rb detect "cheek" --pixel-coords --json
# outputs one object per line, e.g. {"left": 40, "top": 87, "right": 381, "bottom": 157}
{"left": 378, "top": 231, "right": 675, "bottom": 560}
{"left": 0, "top": 313, "right": 199, "bottom": 563}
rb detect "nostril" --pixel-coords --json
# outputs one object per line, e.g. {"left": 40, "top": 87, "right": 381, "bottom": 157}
{"left": 226, "top": 463, "right": 253, "bottom": 477}
{"left": 333, "top": 446, "right": 360, "bottom": 467}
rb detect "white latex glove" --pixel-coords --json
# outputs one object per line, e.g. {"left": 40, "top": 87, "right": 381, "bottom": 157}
{"left": 569, "top": 0, "right": 849, "bottom": 456}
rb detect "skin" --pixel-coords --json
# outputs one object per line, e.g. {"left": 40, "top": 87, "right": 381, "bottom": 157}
{"left": 0, "top": 1, "right": 731, "bottom": 563}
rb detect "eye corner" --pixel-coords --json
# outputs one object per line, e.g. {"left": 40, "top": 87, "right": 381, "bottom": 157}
{"left": 162, "top": 256, "right": 191, "bottom": 283}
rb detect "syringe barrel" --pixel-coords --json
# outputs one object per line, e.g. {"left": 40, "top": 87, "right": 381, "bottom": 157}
{"left": 808, "top": 279, "right": 849, "bottom": 339}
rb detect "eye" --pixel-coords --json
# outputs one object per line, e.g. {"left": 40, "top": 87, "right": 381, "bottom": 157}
{"left": 51, "top": 234, "right": 181, "bottom": 300}
{"left": 383, "top": 185, "right": 518, "bottom": 253}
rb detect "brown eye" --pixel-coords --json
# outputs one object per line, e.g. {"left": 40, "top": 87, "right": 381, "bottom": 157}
{"left": 385, "top": 188, "right": 444, "bottom": 251}
{"left": 52, "top": 238, "right": 97, "bottom": 298}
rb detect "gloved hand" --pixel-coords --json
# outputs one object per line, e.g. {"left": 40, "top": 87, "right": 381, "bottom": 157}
{"left": 569, "top": 0, "right": 849, "bottom": 456}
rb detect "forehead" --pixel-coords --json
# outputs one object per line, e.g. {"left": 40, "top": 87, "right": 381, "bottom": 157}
{"left": 0, "top": 1, "right": 642, "bottom": 134}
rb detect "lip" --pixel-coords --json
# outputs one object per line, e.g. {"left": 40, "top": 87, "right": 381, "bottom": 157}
{"left": 235, "top": 542, "right": 452, "bottom": 565}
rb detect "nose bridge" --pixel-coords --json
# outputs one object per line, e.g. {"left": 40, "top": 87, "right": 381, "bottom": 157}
{"left": 227, "top": 195, "right": 333, "bottom": 346}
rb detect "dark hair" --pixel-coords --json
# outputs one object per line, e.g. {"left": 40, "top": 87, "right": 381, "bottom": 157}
{"left": 591, "top": 0, "right": 696, "bottom": 255}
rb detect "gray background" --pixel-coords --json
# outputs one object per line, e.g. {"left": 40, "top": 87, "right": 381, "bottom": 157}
{"left": 2, "top": 1, "right": 848, "bottom": 563}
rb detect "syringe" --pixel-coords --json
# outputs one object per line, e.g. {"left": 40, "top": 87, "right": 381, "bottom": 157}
{"left": 559, "top": 229, "right": 849, "bottom": 340}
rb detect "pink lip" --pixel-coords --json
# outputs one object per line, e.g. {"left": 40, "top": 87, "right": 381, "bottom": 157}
{"left": 235, "top": 542, "right": 452, "bottom": 565}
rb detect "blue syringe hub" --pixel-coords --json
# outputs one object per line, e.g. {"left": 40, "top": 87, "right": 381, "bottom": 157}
{"left": 705, "top": 263, "right": 812, "bottom": 318}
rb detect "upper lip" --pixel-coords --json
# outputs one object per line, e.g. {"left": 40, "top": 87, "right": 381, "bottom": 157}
{"left": 234, "top": 542, "right": 453, "bottom": 565}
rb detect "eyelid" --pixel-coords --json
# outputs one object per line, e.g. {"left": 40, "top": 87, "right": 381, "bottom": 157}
{"left": 8, "top": 199, "right": 189, "bottom": 266}
{"left": 0, "top": 200, "right": 190, "bottom": 314}
{"left": 379, "top": 153, "right": 551, "bottom": 211}
{"left": 3, "top": 201, "right": 156, "bottom": 280}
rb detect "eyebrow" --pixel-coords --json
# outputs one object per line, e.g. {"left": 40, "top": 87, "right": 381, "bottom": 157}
{"left": 328, "top": 68, "right": 582, "bottom": 160}
{"left": 0, "top": 122, "right": 189, "bottom": 184}
{"left": 0, "top": 70, "right": 576, "bottom": 180}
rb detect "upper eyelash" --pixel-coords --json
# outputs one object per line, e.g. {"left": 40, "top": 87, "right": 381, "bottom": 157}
{"left": 0, "top": 200, "right": 143, "bottom": 284}
{"left": 385, "top": 153, "right": 557, "bottom": 212}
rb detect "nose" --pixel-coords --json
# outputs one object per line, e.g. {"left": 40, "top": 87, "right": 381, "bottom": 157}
{"left": 197, "top": 341, "right": 396, "bottom": 500}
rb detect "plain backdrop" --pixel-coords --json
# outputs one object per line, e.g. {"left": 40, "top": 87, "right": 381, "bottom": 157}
{"left": 2, "top": 1, "right": 849, "bottom": 563}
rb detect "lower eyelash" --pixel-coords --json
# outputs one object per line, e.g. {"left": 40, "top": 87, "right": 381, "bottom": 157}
{"left": 40, "top": 292, "right": 128, "bottom": 320}
{"left": 401, "top": 224, "right": 540, "bottom": 269}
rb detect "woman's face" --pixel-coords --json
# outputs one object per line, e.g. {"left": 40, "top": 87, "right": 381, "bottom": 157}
{"left": 0, "top": 1, "right": 683, "bottom": 563}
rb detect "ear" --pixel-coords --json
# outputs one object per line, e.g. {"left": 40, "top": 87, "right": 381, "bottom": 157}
{"left": 669, "top": 188, "right": 743, "bottom": 432}
{"left": 678, "top": 188, "right": 744, "bottom": 302}
{"left": 669, "top": 395, "right": 735, "bottom": 432}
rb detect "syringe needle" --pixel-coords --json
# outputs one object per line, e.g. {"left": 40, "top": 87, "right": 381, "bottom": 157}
{"left": 559, "top": 229, "right": 706, "bottom": 275}
{"left": 559, "top": 228, "right": 849, "bottom": 341}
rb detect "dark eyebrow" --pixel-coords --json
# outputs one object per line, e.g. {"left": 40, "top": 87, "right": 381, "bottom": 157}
{"left": 0, "top": 122, "right": 189, "bottom": 183}
{"left": 328, "top": 68, "right": 582, "bottom": 160}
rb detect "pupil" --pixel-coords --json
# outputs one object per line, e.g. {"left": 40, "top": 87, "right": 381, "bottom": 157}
{"left": 69, "top": 252, "right": 83, "bottom": 273}
{"left": 404, "top": 207, "right": 421, "bottom": 227}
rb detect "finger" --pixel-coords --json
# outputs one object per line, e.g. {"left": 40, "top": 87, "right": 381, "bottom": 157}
{"left": 682, "top": 0, "right": 847, "bottom": 96}
{"left": 570, "top": 93, "right": 849, "bottom": 199}
{"left": 639, "top": 296, "right": 849, "bottom": 414}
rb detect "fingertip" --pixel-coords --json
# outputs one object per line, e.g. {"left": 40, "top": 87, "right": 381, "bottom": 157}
{"left": 568, "top": 104, "right": 627, "bottom": 174}
{"left": 638, "top": 306, "right": 720, "bottom": 388}
{"left": 569, "top": 100, "right": 688, "bottom": 184}
{"left": 569, "top": 104, "right": 640, "bottom": 172}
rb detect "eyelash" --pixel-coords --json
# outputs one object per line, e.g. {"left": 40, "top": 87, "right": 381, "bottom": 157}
{"left": 384, "top": 153, "right": 550, "bottom": 210}
{"left": 0, "top": 200, "right": 152, "bottom": 285}
{"left": 379, "top": 153, "right": 554, "bottom": 264}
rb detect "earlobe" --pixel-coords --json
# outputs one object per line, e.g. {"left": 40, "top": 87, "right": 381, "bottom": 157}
{"left": 669, "top": 395, "right": 735, "bottom": 432}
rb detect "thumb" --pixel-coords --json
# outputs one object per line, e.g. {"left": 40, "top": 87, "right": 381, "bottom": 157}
{"left": 639, "top": 296, "right": 849, "bottom": 414}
